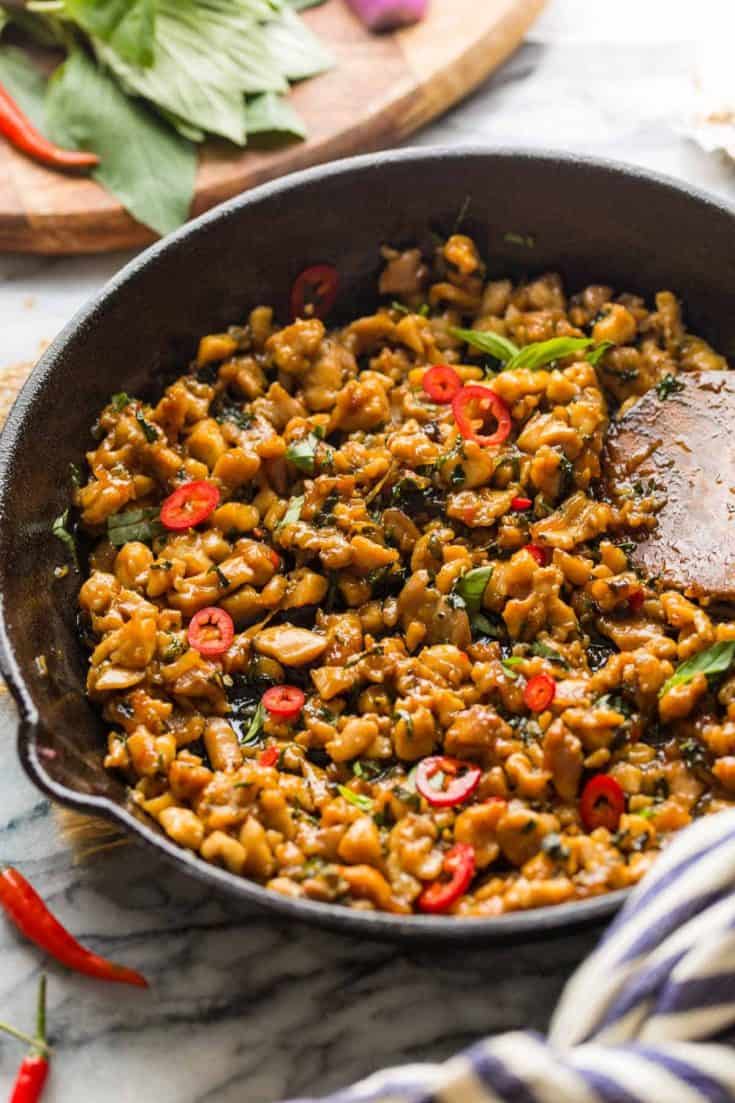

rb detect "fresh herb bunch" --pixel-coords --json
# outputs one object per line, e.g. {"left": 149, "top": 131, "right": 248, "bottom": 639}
{"left": 0, "top": 0, "right": 332, "bottom": 233}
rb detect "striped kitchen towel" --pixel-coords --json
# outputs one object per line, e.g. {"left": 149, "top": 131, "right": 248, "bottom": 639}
{"left": 289, "top": 809, "right": 735, "bottom": 1103}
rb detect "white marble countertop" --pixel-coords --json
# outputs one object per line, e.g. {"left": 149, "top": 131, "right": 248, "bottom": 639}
{"left": 1, "top": 2, "right": 734, "bottom": 1099}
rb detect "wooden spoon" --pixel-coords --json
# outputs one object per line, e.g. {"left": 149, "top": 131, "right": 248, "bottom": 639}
{"left": 603, "top": 371, "right": 735, "bottom": 601}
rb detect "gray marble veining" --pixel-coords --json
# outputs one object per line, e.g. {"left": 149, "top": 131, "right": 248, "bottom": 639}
{"left": 1, "top": 3, "right": 734, "bottom": 1098}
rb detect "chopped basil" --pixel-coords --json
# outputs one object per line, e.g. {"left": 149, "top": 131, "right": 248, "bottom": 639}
{"left": 394, "top": 710, "right": 414, "bottom": 739}
{"left": 680, "top": 738, "right": 710, "bottom": 771}
{"left": 471, "top": 611, "right": 505, "bottom": 640}
{"left": 501, "top": 657, "right": 523, "bottom": 678}
{"left": 239, "top": 701, "right": 265, "bottom": 746}
{"left": 286, "top": 432, "right": 323, "bottom": 475}
{"left": 337, "top": 785, "right": 373, "bottom": 813}
{"left": 530, "top": 641, "right": 570, "bottom": 669}
{"left": 660, "top": 640, "right": 735, "bottom": 698}
{"left": 277, "top": 494, "right": 305, "bottom": 530}
{"left": 51, "top": 509, "right": 79, "bottom": 569}
{"left": 345, "top": 645, "right": 384, "bottom": 669}
{"left": 453, "top": 565, "right": 493, "bottom": 614}
{"left": 352, "top": 760, "right": 383, "bottom": 780}
{"left": 541, "top": 832, "right": 570, "bottom": 861}
{"left": 110, "top": 392, "right": 132, "bottom": 411}
{"left": 391, "top": 301, "right": 410, "bottom": 315}
{"left": 107, "top": 506, "right": 165, "bottom": 547}
{"left": 595, "top": 692, "right": 634, "bottom": 718}
{"left": 135, "top": 409, "right": 158, "bottom": 442}
{"left": 215, "top": 402, "right": 252, "bottom": 431}
{"left": 208, "top": 564, "right": 230, "bottom": 589}
{"left": 656, "top": 373, "right": 685, "bottom": 400}
{"left": 393, "top": 785, "right": 421, "bottom": 810}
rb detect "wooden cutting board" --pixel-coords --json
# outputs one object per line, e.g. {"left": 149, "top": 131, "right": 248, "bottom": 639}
{"left": 0, "top": 0, "right": 546, "bottom": 254}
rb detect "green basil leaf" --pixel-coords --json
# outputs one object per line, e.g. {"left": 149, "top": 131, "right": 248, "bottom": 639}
{"left": 285, "top": 432, "right": 321, "bottom": 474}
{"left": 501, "top": 657, "right": 523, "bottom": 678}
{"left": 135, "top": 409, "right": 158, "bottom": 442}
{"left": 0, "top": 45, "right": 47, "bottom": 129}
{"left": 586, "top": 341, "right": 615, "bottom": 367}
{"left": 246, "top": 91, "right": 306, "bottom": 140}
{"left": 656, "top": 373, "right": 685, "bottom": 401}
{"left": 2, "top": 10, "right": 67, "bottom": 49}
{"left": 240, "top": 700, "right": 265, "bottom": 746}
{"left": 110, "top": 392, "right": 132, "bottom": 411}
{"left": 337, "top": 785, "right": 373, "bottom": 813}
{"left": 453, "top": 565, "right": 493, "bottom": 614}
{"left": 470, "top": 611, "right": 504, "bottom": 640}
{"left": 262, "top": 4, "right": 334, "bottom": 81}
{"left": 530, "top": 641, "right": 570, "bottom": 669}
{"left": 660, "top": 640, "right": 735, "bottom": 698}
{"left": 506, "top": 337, "right": 594, "bottom": 372}
{"left": 451, "top": 326, "right": 519, "bottom": 363}
{"left": 94, "top": 0, "right": 305, "bottom": 146}
{"left": 52, "top": 509, "right": 79, "bottom": 569}
{"left": 45, "top": 50, "right": 197, "bottom": 236}
{"left": 107, "top": 506, "right": 165, "bottom": 546}
{"left": 65, "top": 0, "right": 156, "bottom": 67}
{"left": 277, "top": 494, "right": 304, "bottom": 529}
{"left": 287, "top": 0, "right": 328, "bottom": 8}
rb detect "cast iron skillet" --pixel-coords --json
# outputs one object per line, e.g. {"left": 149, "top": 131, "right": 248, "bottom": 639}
{"left": 2, "top": 147, "right": 735, "bottom": 942}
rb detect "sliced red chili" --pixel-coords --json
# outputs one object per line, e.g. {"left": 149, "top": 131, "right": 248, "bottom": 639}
{"left": 452, "top": 384, "right": 511, "bottom": 448}
{"left": 422, "top": 365, "right": 462, "bottom": 404}
{"left": 511, "top": 496, "right": 532, "bottom": 511}
{"left": 580, "top": 774, "right": 626, "bottom": 832}
{"left": 290, "top": 264, "right": 339, "bottom": 320}
{"left": 525, "top": 543, "right": 551, "bottom": 567}
{"left": 258, "top": 746, "right": 280, "bottom": 768}
{"left": 187, "top": 607, "right": 234, "bottom": 657}
{"left": 415, "top": 756, "right": 481, "bottom": 808}
{"left": 0, "top": 868, "right": 147, "bottom": 987}
{"left": 418, "top": 843, "right": 476, "bottom": 914}
{"left": 524, "top": 672, "right": 556, "bottom": 712}
{"left": 262, "top": 685, "right": 305, "bottom": 720}
{"left": 628, "top": 588, "right": 645, "bottom": 613}
{"left": 160, "top": 480, "right": 220, "bottom": 530}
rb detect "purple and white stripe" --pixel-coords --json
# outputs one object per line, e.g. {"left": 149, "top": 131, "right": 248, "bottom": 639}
{"left": 286, "top": 812, "right": 735, "bottom": 1103}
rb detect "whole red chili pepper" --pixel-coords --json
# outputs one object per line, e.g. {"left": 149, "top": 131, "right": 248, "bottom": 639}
{"left": 8, "top": 975, "right": 49, "bottom": 1103}
{"left": 0, "top": 82, "right": 99, "bottom": 171}
{"left": 0, "top": 868, "right": 148, "bottom": 988}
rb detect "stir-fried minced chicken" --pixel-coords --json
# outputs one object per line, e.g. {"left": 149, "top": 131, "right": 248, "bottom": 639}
{"left": 75, "top": 235, "right": 735, "bottom": 917}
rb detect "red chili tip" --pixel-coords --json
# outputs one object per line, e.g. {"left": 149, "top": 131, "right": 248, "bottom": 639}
{"left": 511, "top": 496, "right": 532, "bottom": 511}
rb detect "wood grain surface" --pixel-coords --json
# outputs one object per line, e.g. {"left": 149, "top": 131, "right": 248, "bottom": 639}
{"left": 0, "top": 0, "right": 546, "bottom": 254}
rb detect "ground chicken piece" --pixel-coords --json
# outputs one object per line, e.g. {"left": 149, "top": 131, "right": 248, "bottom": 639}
{"left": 266, "top": 318, "right": 324, "bottom": 374}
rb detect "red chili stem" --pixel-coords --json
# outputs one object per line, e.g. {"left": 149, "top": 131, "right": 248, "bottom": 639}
{"left": 0, "top": 82, "right": 98, "bottom": 171}
{"left": 8, "top": 975, "right": 49, "bottom": 1103}
{"left": 0, "top": 868, "right": 148, "bottom": 988}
